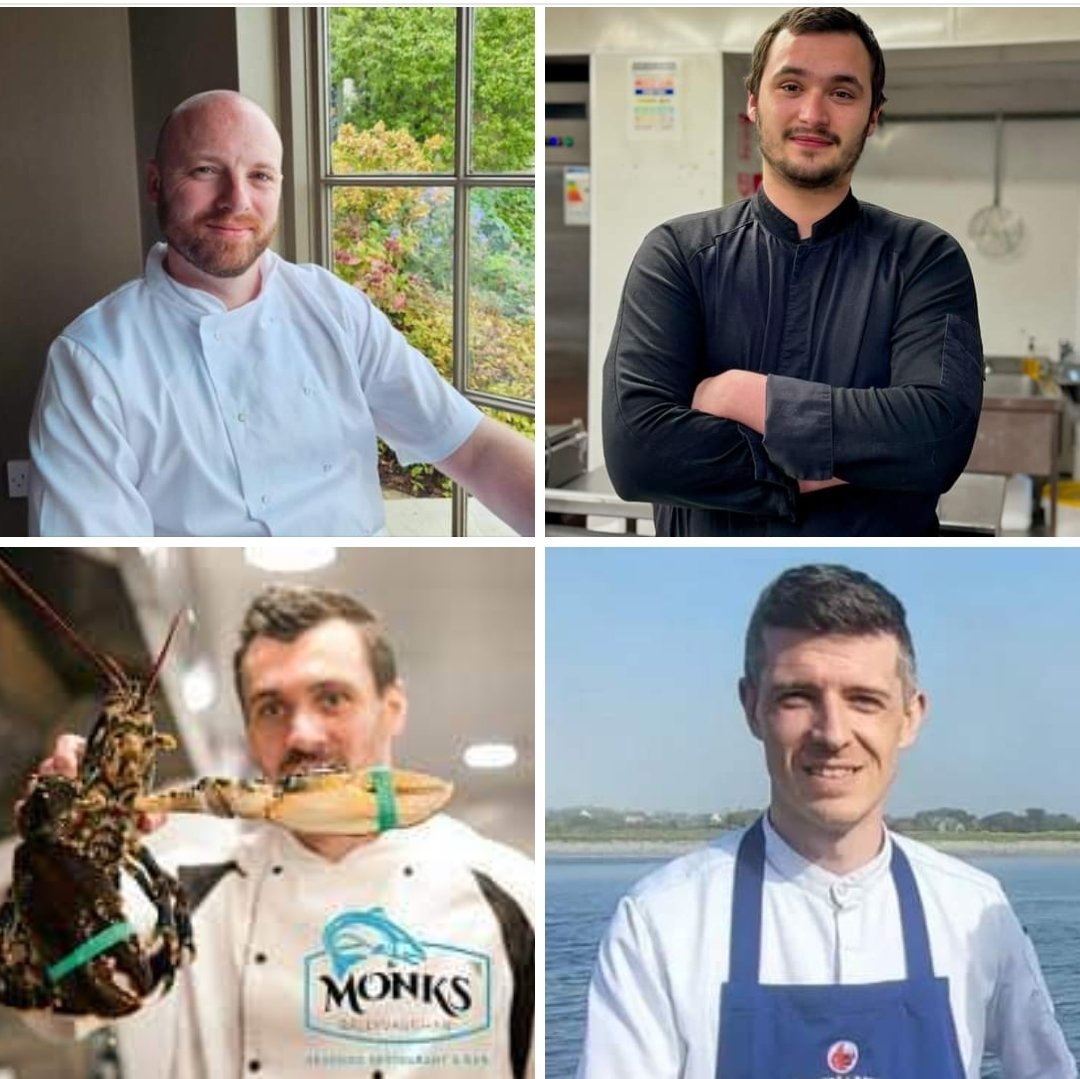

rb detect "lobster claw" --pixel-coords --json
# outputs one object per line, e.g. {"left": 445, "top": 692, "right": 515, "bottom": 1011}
{"left": 14, "top": 840, "right": 154, "bottom": 1018}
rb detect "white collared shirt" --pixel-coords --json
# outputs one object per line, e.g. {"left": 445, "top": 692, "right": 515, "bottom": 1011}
{"left": 29, "top": 244, "right": 482, "bottom": 536}
{"left": 577, "top": 818, "right": 1076, "bottom": 1079}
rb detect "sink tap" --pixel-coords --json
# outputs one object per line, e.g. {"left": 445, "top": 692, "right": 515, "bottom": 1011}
{"left": 1060, "top": 339, "right": 1075, "bottom": 367}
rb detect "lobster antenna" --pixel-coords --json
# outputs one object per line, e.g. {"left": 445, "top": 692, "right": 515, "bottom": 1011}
{"left": 140, "top": 608, "right": 186, "bottom": 706}
{"left": 0, "top": 554, "right": 124, "bottom": 688}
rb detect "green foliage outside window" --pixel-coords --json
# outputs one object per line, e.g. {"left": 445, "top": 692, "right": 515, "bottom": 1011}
{"left": 328, "top": 7, "right": 534, "bottom": 174}
{"left": 327, "top": 8, "right": 535, "bottom": 500}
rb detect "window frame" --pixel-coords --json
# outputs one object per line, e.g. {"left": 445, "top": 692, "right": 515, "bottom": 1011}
{"left": 311, "top": 6, "right": 536, "bottom": 536}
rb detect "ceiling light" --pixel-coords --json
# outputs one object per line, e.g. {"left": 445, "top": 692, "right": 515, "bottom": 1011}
{"left": 180, "top": 661, "right": 217, "bottom": 713}
{"left": 463, "top": 742, "right": 518, "bottom": 770}
{"left": 244, "top": 546, "right": 337, "bottom": 572}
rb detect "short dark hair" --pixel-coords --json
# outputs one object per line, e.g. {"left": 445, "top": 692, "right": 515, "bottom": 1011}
{"left": 746, "top": 7, "right": 887, "bottom": 115}
{"left": 744, "top": 564, "right": 915, "bottom": 690}
{"left": 233, "top": 585, "right": 397, "bottom": 712}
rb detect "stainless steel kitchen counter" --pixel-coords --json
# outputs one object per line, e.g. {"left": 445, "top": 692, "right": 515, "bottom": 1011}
{"left": 546, "top": 468, "right": 1006, "bottom": 536}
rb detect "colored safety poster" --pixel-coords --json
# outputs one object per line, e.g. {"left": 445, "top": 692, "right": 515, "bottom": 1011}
{"left": 629, "top": 58, "right": 681, "bottom": 139}
{"left": 564, "top": 166, "right": 590, "bottom": 226}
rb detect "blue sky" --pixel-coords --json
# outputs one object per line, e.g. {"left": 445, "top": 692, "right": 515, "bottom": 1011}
{"left": 546, "top": 547, "right": 1080, "bottom": 818}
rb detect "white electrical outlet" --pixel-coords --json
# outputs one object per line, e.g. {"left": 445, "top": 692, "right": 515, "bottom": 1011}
{"left": 7, "top": 459, "right": 29, "bottom": 498}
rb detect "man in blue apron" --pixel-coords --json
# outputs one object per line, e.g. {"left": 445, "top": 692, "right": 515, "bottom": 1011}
{"left": 577, "top": 564, "right": 1076, "bottom": 1078}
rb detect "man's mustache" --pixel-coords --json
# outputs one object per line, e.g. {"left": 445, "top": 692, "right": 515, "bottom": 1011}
{"left": 785, "top": 127, "right": 840, "bottom": 145}
{"left": 200, "top": 214, "right": 263, "bottom": 230}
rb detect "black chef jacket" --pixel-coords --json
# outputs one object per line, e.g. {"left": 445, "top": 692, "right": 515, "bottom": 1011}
{"left": 603, "top": 187, "right": 984, "bottom": 536}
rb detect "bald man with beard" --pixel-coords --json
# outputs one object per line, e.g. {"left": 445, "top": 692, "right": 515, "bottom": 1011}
{"left": 29, "top": 91, "right": 534, "bottom": 537}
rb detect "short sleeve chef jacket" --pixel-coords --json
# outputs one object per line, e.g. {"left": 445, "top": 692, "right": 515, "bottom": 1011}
{"left": 106, "top": 816, "right": 534, "bottom": 1079}
{"left": 577, "top": 817, "right": 1075, "bottom": 1079}
{"left": 29, "top": 244, "right": 483, "bottom": 536}
{"left": 603, "top": 188, "right": 984, "bottom": 536}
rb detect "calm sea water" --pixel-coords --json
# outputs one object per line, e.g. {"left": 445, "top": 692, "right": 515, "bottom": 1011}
{"left": 546, "top": 852, "right": 1080, "bottom": 1079}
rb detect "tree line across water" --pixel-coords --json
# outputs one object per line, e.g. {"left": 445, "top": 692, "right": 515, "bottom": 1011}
{"left": 547, "top": 806, "right": 1080, "bottom": 841}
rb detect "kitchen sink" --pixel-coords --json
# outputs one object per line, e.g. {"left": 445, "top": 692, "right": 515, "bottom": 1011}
{"left": 984, "top": 372, "right": 1039, "bottom": 397}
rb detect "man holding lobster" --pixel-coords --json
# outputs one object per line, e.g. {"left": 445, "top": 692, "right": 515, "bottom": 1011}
{"left": 3, "top": 583, "right": 534, "bottom": 1079}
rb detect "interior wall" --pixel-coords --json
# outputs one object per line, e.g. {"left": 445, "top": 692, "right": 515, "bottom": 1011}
{"left": 856, "top": 119, "right": 1080, "bottom": 358}
{"left": 0, "top": 8, "right": 143, "bottom": 538}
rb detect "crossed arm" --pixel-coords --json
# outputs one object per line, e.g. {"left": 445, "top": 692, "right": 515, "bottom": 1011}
{"left": 691, "top": 371, "right": 846, "bottom": 495}
{"left": 602, "top": 223, "right": 983, "bottom": 517}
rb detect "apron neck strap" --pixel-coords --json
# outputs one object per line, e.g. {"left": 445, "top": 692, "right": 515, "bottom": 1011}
{"left": 728, "top": 817, "right": 767, "bottom": 982}
{"left": 889, "top": 839, "right": 935, "bottom": 981}
{"left": 728, "top": 817, "right": 935, "bottom": 984}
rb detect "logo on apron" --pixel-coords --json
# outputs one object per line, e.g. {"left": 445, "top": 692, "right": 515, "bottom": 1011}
{"left": 827, "top": 1040, "right": 859, "bottom": 1074}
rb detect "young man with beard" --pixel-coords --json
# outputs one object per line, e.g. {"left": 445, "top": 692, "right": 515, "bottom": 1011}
{"left": 15, "top": 585, "right": 534, "bottom": 1079}
{"left": 28, "top": 90, "right": 534, "bottom": 536}
{"left": 603, "top": 8, "right": 984, "bottom": 536}
{"left": 577, "top": 565, "right": 1074, "bottom": 1079}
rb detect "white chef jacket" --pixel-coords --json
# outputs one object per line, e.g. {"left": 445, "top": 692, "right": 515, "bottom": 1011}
{"left": 5, "top": 816, "right": 533, "bottom": 1078}
{"left": 577, "top": 817, "right": 1076, "bottom": 1079}
{"left": 105, "top": 815, "right": 535, "bottom": 1079}
{"left": 28, "top": 243, "right": 482, "bottom": 536}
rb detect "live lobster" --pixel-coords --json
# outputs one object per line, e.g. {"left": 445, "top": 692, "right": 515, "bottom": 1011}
{"left": 0, "top": 556, "right": 193, "bottom": 1017}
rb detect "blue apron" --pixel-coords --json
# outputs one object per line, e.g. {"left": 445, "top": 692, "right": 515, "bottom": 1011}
{"left": 716, "top": 818, "right": 966, "bottom": 1079}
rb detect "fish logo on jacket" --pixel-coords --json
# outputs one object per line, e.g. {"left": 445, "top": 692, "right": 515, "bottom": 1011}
{"left": 323, "top": 908, "right": 426, "bottom": 978}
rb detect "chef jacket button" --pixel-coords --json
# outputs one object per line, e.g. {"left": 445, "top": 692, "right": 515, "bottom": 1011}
{"left": 303, "top": 385, "right": 312, "bottom": 396}
{"left": 404, "top": 865, "right": 414, "bottom": 877}
{"left": 830, "top": 881, "right": 861, "bottom": 908}
{"left": 238, "top": 411, "right": 246, "bottom": 423}
{"left": 261, "top": 494, "right": 269, "bottom": 506}
{"left": 248, "top": 1061, "right": 261, "bottom": 1073}
{"left": 373, "top": 1071, "right": 384, "bottom": 1079}
{"left": 322, "top": 463, "right": 332, "bottom": 473}
{"left": 272, "top": 865, "right": 283, "bottom": 875}
{"left": 255, "top": 952, "right": 267, "bottom": 964}
{"left": 214, "top": 332, "right": 222, "bottom": 342}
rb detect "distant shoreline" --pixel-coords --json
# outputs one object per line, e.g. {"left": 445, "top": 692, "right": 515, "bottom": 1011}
{"left": 547, "top": 836, "right": 1080, "bottom": 859}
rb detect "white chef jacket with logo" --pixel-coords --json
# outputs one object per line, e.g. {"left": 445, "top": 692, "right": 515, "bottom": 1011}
{"left": 578, "top": 817, "right": 1076, "bottom": 1079}
{"left": 107, "top": 815, "right": 534, "bottom": 1079}
{"left": 29, "top": 243, "right": 482, "bottom": 537}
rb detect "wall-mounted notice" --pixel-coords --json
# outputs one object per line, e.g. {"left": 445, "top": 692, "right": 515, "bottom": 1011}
{"left": 629, "top": 58, "right": 681, "bottom": 140}
{"left": 564, "top": 166, "right": 591, "bottom": 227}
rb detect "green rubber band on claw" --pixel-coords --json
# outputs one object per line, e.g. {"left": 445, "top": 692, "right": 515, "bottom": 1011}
{"left": 370, "top": 766, "right": 399, "bottom": 832}
{"left": 46, "top": 921, "right": 136, "bottom": 984}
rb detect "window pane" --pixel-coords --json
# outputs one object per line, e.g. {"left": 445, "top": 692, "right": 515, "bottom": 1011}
{"left": 467, "top": 188, "right": 535, "bottom": 401}
{"left": 331, "top": 186, "right": 454, "bottom": 366}
{"left": 470, "top": 8, "right": 535, "bottom": 173}
{"left": 329, "top": 8, "right": 457, "bottom": 174}
{"left": 332, "top": 186, "right": 455, "bottom": 515}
